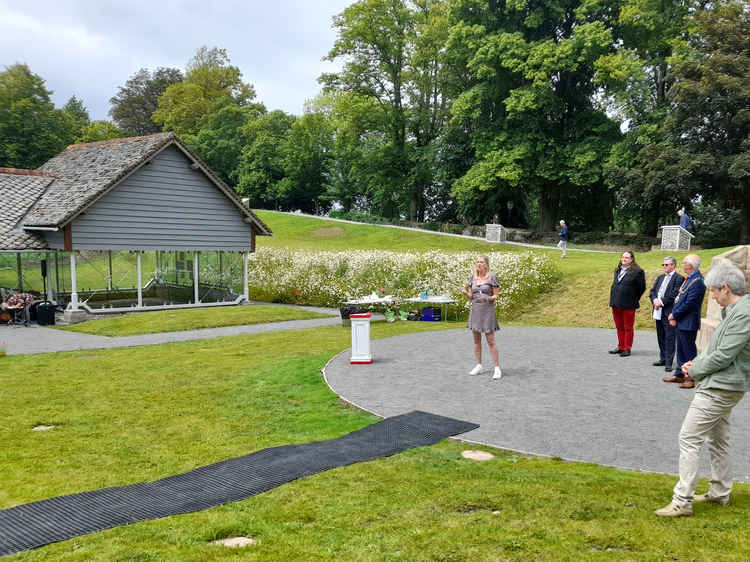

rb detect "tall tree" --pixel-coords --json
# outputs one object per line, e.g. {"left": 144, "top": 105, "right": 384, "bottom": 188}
{"left": 0, "top": 64, "right": 73, "bottom": 169}
{"left": 666, "top": 0, "right": 750, "bottom": 241}
{"left": 109, "top": 67, "right": 183, "bottom": 136}
{"left": 182, "top": 103, "right": 265, "bottom": 185}
{"left": 280, "top": 109, "right": 335, "bottom": 214}
{"left": 322, "top": 0, "right": 415, "bottom": 219}
{"left": 153, "top": 47, "right": 256, "bottom": 136}
{"left": 62, "top": 95, "right": 90, "bottom": 140}
{"left": 236, "top": 110, "right": 297, "bottom": 208}
{"left": 447, "top": 0, "right": 621, "bottom": 231}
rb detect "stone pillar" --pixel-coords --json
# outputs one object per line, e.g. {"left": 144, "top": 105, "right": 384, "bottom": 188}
{"left": 696, "top": 245, "right": 750, "bottom": 350}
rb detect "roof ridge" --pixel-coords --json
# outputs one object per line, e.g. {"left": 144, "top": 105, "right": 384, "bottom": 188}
{"left": 0, "top": 167, "right": 56, "bottom": 177}
{"left": 65, "top": 132, "right": 175, "bottom": 151}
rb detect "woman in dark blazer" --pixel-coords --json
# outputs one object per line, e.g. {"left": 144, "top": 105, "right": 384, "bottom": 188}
{"left": 609, "top": 250, "right": 646, "bottom": 356}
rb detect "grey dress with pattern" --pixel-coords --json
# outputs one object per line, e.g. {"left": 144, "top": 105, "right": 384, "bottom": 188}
{"left": 467, "top": 274, "right": 500, "bottom": 332}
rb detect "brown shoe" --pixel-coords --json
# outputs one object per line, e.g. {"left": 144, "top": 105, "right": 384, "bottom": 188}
{"left": 680, "top": 379, "right": 695, "bottom": 389}
{"left": 663, "top": 376, "right": 684, "bottom": 383}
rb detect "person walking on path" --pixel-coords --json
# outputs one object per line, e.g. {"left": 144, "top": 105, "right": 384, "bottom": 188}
{"left": 664, "top": 254, "right": 706, "bottom": 389}
{"left": 461, "top": 255, "right": 502, "bottom": 380}
{"left": 655, "top": 262, "right": 750, "bottom": 518}
{"left": 678, "top": 208, "right": 692, "bottom": 232}
{"left": 557, "top": 220, "right": 569, "bottom": 258}
{"left": 649, "top": 256, "right": 684, "bottom": 371}
{"left": 608, "top": 251, "right": 646, "bottom": 357}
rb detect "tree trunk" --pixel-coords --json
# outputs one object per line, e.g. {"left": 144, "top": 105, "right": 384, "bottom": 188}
{"left": 741, "top": 182, "right": 750, "bottom": 244}
{"left": 538, "top": 183, "right": 558, "bottom": 232}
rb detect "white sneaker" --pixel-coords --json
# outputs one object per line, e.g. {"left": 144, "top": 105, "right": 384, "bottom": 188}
{"left": 492, "top": 366, "right": 502, "bottom": 380}
{"left": 469, "top": 364, "right": 483, "bottom": 375}
{"left": 654, "top": 501, "right": 693, "bottom": 517}
{"left": 694, "top": 493, "right": 730, "bottom": 506}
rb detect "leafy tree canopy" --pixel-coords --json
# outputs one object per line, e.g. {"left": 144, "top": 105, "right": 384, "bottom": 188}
{"left": 0, "top": 64, "right": 75, "bottom": 169}
{"left": 153, "top": 47, "right": 256, "bottom": 137}
{"left": 109, "top": 67, "right": 183, "bottom": 136}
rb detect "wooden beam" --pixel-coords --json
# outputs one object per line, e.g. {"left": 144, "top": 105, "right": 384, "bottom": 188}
{"left": 63, "top": 224, "right": 72, "bottom": 251}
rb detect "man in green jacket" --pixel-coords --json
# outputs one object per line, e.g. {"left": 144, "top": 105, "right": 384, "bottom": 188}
{"left": 655, "top": 261, "right": 750, "bottom": 517}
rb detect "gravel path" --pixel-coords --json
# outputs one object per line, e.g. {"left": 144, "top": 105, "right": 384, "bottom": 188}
{"left": 323, "top": 326, "right": 750, "bottom": 481}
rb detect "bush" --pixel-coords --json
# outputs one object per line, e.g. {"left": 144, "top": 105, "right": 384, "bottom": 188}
{"left": 247, "top": 248, "right": 558, "bottom": 318}
{"left": 691, "top": 201, "right": 742, "bottom": 248}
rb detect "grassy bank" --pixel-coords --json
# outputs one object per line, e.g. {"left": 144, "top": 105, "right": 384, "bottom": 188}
{"left": 3, "top": 321, "right": 749, "bottom": 560}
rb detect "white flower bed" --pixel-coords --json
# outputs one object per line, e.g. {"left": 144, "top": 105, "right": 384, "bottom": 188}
{"left": 248, "top": 248, "right": 557, "bottom": 317}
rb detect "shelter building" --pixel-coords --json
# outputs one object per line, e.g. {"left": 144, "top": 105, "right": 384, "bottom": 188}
{"left": 0, "top": 132, "right": 271, "bottom": 322}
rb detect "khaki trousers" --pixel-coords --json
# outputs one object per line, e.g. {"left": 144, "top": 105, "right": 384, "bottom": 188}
{"left": 673, "top": 388, "right": 745, "bottom": 505}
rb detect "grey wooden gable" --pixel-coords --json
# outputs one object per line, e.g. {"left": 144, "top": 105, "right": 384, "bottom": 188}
{"left": 43, "top": 145, "right": 256, "bottom": 251}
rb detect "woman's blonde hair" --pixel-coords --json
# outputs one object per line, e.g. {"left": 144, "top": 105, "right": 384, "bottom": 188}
{"left": 474, "top": 255, "right": 491, "bottom": 278}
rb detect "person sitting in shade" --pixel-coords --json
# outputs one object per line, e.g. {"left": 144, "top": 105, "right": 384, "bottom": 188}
{"left": 655, "top": 262, "right": 750, "bottom": 517}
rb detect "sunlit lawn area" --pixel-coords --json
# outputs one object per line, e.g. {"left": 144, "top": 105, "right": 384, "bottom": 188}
{"left": 58, "top": 304, "right": 331, "bottom": 337}
{"left": 3, "top": 321, "right": 750, "bottom": 560}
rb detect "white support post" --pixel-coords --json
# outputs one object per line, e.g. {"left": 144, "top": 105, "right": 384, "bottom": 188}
{"left": 136, "top": 252, "right": 143, "bottom": 308}
{"left": 243, "top": 252, "right": 249, "bottom": 301}
{"left": 70, "top": 252, "right": 79, "bottom": 310}
{"left": 193, "top": 252, "right": 200, "bottom": 304}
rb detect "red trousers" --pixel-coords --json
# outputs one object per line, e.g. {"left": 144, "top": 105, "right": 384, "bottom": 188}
{"left": 611, "top": 307, "right": 636, "bottom": 351}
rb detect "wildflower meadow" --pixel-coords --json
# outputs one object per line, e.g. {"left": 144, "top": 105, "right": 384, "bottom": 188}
{"left": 247, "top": 248, "right": 558, "bottom": 317}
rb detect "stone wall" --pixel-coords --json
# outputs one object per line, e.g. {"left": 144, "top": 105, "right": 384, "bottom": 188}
{"left": 696, "top": 245, "right": 750, "bottom": 350}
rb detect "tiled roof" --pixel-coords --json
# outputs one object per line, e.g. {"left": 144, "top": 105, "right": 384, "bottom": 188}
{"left": 20, "top": 132, "right": 271, "bottom": 236}
{"left": 0, "top": 170, "right": 54, "bottom": 251}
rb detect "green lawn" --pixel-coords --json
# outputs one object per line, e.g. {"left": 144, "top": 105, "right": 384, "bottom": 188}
{"left": 3, "top": 321, "right": 749, "bottom": 560}
{"left": 58, "top": 304, "right": 331, "bottom": 337}
{"left": 509, "top": 246, "right": 731, "bottom": 329}
{"left": 2, "top": 213, "right": 745, "bottom": 560}
{"left": 255, "top": 210, "right": 523, "bottom": 252}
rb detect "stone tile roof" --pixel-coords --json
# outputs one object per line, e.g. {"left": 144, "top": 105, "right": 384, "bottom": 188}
{"left": 21, "top": 132, "right": 271, "bottom": 235}
{"left": 0, "top": 170, "right": 54, "bottom": 251}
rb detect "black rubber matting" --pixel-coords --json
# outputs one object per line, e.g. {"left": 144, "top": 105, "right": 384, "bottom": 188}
{"left": 0, "top": 411, "right": 477, "bottom": 556}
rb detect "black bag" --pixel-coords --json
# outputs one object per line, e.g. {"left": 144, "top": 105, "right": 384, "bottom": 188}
{"left": 36, "top": 301, "right": 56, "bottom": 326}
{"left": 339, "top": 305, "right": 364, "bottom": 320}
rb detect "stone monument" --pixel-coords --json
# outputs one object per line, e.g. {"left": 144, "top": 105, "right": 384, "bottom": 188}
{"left": 660, "top": 225, "right": 694, "bottom": 251}
{"left": 485, "top": 224, "right": 507, "bottom": 243}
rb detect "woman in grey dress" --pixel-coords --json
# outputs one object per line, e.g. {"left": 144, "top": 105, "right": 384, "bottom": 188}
{"left": 460, "top": 255, "right": 502, "bottom": 379}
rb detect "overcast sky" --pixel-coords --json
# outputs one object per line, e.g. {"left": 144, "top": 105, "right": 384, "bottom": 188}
{"left": 0, "top": 0, "right": 353, "bottom": 121}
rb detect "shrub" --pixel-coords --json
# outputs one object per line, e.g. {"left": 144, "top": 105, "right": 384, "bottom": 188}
{"left": 247, "top": 248, "right": 558, "bottom": 318}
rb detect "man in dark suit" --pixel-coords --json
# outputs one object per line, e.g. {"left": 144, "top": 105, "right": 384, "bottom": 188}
{"left": 663, "top": 254, "right": 706, "bottom": 389}
{"left": 649, "top": 256, "right": 684, "bottom": 370}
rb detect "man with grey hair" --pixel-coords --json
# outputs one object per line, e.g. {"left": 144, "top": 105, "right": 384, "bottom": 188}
{"left": 655, "top": 261, "right": 750, "bottom": 517}
{"left": 664, "top": 254, "right": 706, "bottom": 389}
{"left": 649, "top": 256, "right": 683, "bottom": 369}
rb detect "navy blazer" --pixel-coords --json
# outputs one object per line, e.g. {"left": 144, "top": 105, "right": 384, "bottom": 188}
{"left": 648, "top": 272, "right": 684, "bottom": 321}
{"left": 670, "top": 271, "right": 706, "bottom": 331}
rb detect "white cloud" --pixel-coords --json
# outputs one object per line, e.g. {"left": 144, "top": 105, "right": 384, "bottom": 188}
{"left": 0, "top": 0, "right": 351, "bottom": 119}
